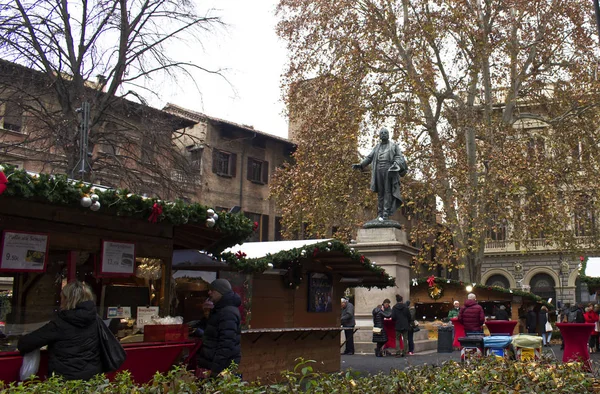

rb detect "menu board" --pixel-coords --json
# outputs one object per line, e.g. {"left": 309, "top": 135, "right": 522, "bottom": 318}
{"left": 137, "top": 306, "right": 160, "bottom": 327}
{"left": 99, "top": 240, "right": 136, "bottom": 276}
{"left": 0, "top": 231, "right": 49, "bottom": 272}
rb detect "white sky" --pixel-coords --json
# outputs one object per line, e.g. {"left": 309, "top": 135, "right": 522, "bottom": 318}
{"left": 153, "top": 0, "right": 289, "bottom": 139}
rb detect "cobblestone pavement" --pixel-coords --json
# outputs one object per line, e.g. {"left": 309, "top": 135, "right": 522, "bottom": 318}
{"left": 341, "top": 345, "right": 600, "bottom": 375}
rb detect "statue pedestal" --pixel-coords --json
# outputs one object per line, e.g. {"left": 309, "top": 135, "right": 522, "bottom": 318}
{"left": 352, "top": 227, "right": 419, "bottom": 341}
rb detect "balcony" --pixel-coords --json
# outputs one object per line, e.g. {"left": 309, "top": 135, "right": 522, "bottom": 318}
{"left": 484, "top": 236, "right": 594, "bottom": 254}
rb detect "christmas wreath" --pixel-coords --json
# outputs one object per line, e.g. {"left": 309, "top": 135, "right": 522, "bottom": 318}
{"left": 428, "top": 284, "right": 444, "bottom": 300}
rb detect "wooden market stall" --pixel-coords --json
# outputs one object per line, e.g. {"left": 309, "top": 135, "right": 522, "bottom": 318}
{"left": 174, "top": 239, "right": 395, "bottom": 382}
{"left": 0, "top": 167, "right": 253, "bottom": 383}
{"left": 410, "top": 277, "right": 553, "bottom": 335}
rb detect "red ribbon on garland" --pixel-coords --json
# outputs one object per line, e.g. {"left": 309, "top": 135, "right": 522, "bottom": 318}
{"left": 427, "top": 275, "right": 436, "bottom": 287}
{"left": 252, "top": 221, "right": 259, "bottom": 232}
{"left": 148, "top": 203, "right": 163, "bottom": 223}
{"left": 0, "top": 170, "right": 7, "bottom": 195}
{"left": 235, "top": 251, "right": 247, "bottom": 259}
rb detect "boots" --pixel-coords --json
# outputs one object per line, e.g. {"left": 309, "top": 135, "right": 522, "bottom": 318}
{"left": 375, "top": 347, "right": 383, "bottom": 357}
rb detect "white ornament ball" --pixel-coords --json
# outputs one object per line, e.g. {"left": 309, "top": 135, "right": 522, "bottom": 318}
{"left": 206, "top": 217, "right": 216, "bottom": 228}
{"left": 212, "top": 213, "right": 219, "bottom": 222}
{"left": 207, "top": 209, "right": 215, "bottom": 217}
{"left": 301, "top": 250, "right": 306, "bottom": 256}
{"left": 90, "top": 193, "right": 99, "bottom": 202}
{"left": 268, "top": 263, "right": 274, "bottom": 268}
{"left": 81, "top": 196, "right": 92, "bottom": 208}
{"left": 90, "top": 201, "right": 101, "bottom": 211}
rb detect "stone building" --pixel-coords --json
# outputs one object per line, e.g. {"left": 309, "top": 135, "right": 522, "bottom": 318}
{"left": 164, "top": 104, "right": 296, "bottom": 242}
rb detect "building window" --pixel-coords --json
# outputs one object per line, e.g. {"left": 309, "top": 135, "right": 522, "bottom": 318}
{"left": 244, "top": 212, "right": 269, "bottom": 242}
{"left": 190, "top": 148, "right": 202, "bottom": 170}
{"left": 212, "top": 149, "right": 236, "bottom": 177}
{"left": 1, "top": 101, "right": 23, "bottom": 132}
{"left": 275, "top": 217, "right": 283, "bottom": 241}
{"left": 486, "top": 218, "right": 507, "bottom": 241}
{"left": 247, "top": 158, "right": 269, "bottom": 184}
{"left": 574, "top": 194, "right": 595, "bottom": 237}
{"left": 485, "top": 274, "right": 510, "bottom": 289}
{"left": 530, "top": 273, "right": 556, "bottom": 303}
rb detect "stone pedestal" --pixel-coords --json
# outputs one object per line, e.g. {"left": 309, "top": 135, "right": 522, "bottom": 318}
{"left": 353, "top": 227, "right": 419, "bottom": 329}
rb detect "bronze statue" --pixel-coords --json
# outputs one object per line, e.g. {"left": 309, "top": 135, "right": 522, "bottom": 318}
{"left": 353, "top": 128, "right": 407, "bottom": 221}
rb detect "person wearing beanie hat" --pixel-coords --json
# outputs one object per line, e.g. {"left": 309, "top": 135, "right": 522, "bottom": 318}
{"left": 197, "top": 278, "right": 241, "bottom": 376}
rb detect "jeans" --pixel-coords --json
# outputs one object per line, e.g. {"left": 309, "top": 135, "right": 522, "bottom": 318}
{"left": 541, "top": 332, "right": 551, "bottom": 345}
{"left": 344, "top": 328, "right": 355, "bottom": 353}
{"left": 395, "top": 330, "right": 409, "bottom": 354}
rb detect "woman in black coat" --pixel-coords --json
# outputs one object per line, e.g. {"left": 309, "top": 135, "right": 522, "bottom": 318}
{"left": 18, "top": 281, "right": 102, "bottom": 381}
{"left": 526, "top": 306, "right": 537, "bottom": 334}
{"left": 372, "top": 301, "right": 390, "bottom": 357}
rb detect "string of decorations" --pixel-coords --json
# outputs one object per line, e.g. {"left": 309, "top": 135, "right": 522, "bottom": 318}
{"left": 0, "top": 164, "right": 253, "bottom": 253}
{"left": 218, "top": 240, "right": 396, "bottom": 289}
{"left": 413, "top": 276, "right": 552, "bottom": 306}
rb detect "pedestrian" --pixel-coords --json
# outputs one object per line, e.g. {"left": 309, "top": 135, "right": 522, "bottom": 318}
{"left": 584, "top": 305, "right": 599, "bottom": 353}
{"left": 494, "top": 305, "right": 510, "bottom": 321}
{"left": 18, "top": 280, "right": 102, "bottom": 381}
{"left": 391, "top": 294, "right": 412, "bottom": 357}
{"left": 341, "top": 298, "right": 355, "bottom": 355}
{"left": 538, "top": 306, "right": 552, "bottom": 347}
{"left": 526, "top": 305, "right": 537, "bottom": 334}
{"left": 457, "top": 293, "right": 485, "bottom": 334}
{"left": 372, "top": 303, "right": 388, "bottom": 357}
{"left": 196, "top": 279, "right": 242, "bottom": 377}
{"left": 595, "top": 304, "right": 600, "bottom": 351}
{"left": 567, "top": 303, "right": 585, "bottom": 323}
{"left": 406, "top": 300, "right": 416, "bottom": 355}
{"left": 448, "top": 301, "right": 460, "bottom": 319}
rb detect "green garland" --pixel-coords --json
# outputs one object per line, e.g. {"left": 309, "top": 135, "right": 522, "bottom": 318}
{"left": 218, "top": 240, "right": 396, "bottom": 289}
{"left": 414, "top": 277, "right": 553, "bottom": 307}
{"left": 0, "top": 165, "right": 253, "bottom": 253}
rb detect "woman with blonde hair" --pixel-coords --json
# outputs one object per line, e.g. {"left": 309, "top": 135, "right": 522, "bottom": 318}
{"left": 18, "top": 280, "right": 102, "bottom": 380}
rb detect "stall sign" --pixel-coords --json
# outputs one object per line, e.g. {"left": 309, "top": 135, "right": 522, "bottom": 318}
{"left": 107, "top": 306, "right": 132, "bottom": 319}
{"left": 99, "top": 240, "right": 136, "bottom": 276}
{"left": 0, "top": 231, "right": 49, "bottom": 272}
{"left": 137, "top": 306, "right": 160, "bottom": 328}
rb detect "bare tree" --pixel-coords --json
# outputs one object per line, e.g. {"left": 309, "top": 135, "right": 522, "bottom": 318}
{"left": 0, "top": 0, "right": 223, "bottom": 196}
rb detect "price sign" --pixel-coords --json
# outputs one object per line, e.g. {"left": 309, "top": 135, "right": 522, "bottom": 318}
{"left": 0, "top": 231, "right": 49, "bottom": 272}
{"left": 99, "top": 240, "right": 136, "bottom": 276}
{"left": 137, "top": 306, "right": 160, "bottom": 328}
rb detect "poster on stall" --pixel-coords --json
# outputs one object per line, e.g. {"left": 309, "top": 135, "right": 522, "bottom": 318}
{"left": 99, "top": 240, "right": 136, "bottom": 276}
{"left": 0, "top": 231, "right": 49, "bottom": 272}
{"left": 137, "top": 306, "right": 160, "bottom": 327}
{"left": 307, "top": 272, "right": 333, "bottom": 313}
{"left": 107, "top": 306, "right": 132, "bottom": 319}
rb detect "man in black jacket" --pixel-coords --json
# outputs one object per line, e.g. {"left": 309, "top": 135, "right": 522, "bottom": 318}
{"left": 197, "top": 279, "right": 242, "bottom": 377}
{"left": 391, "top": 294, "right": 412, "bottom": 357}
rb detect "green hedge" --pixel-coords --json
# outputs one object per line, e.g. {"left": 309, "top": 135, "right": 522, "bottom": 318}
{"left": 1, "top": 357, "right": 598, "bottom": 393}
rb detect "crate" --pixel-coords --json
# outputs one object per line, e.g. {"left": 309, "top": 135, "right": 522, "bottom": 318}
{"left": 143, "top": 324, "right": 188, "bottom": 342}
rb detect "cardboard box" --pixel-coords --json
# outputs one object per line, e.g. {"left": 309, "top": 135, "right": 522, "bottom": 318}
{"left": 143, "top": 324, "right": 188, "bottom": 342}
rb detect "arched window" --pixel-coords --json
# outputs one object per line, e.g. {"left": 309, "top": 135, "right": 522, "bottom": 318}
{"left": 485, "top": 274, "right": 510, "bottom": 289}
{"left": 530, "top": 273, "right": 556, "bottom": 303}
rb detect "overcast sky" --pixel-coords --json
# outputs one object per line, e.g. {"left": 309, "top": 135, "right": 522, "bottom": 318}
{"left": 155, "top": 1, "right": 289, "bottom": 139}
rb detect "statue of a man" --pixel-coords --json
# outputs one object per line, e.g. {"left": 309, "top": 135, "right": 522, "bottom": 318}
{"left": 352, "top": 128, "right": 407, "bottom": 221}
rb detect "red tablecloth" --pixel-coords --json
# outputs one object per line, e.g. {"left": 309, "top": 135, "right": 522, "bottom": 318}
{"left": 382, "top": 318, "right": 401, "bottom": 350}
{"left": 451, "top": 318, "right": 465, "bottom": 349}
{"left": 556, "top": 323, "right": 595, "bottom": 368}
{"left": 485, "top": 320, "right": 518, "bottom": 335}
{"left": 0, "top": 340, "right": 199, "bottom": 384}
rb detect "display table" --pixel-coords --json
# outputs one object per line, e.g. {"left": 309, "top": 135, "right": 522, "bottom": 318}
{"left": 451, "top": 318, "right": 466, "bottom": 349}
{"left": 556, "top": 323, "right": 595, "bottom": 368}
{"left": 0, "top": 340, "right": 200, "bottom": 384}
{"left": 485, "top": 320, "right": 518, "bottom": 335}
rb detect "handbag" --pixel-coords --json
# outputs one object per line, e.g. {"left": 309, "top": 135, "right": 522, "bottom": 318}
{"left": 545, "top": 321, "right": 552, "bottom": 333}
{"left": 412, "top": 325, "right": 421, "bottom": 332}
{"left": 372, "top": 327, "right": 382, "bottom": 333}
{"left": 97, "top": 316, "right": 126, "bottom": 372}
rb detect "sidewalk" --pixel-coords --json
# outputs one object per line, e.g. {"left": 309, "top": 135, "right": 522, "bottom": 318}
{"left": 341, "top": 345, "right": 600, "bottom": 375}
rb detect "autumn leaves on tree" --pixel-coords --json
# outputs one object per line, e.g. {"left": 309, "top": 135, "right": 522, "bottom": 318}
{"left": 274, "top": 0, "right": 600, "bottom": 282}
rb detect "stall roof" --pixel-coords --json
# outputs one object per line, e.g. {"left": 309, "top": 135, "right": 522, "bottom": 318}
{"left": 221, "top": 239, "right": 395, "bottom": 289}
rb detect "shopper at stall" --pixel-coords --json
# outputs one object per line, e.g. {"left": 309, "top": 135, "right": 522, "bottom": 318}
{"left": 538, "top": 306, "right": 552, "bottom": 347}
{"left": 457, "top": 293, "right": 485, "bottom": 333}
{"left": 341, "top": 298, "right": 355, "bottom": 355}
{"left": 196, "top": 279, "right": 241, "bottom": 377}
{"left": 17, "top": 280, "right": 102, "bottom": 381}
{"left": 526, "top": 306, "right": 537, "bottom": 334}
{"left": 391, "top": 294, "right": 412, "bottom": 357}
{"left": 494, "top": 305, "right": 510, "bottom": 321}
{"left": 448, "top": 301, "right": 460, "bottom": 319}
{"left": 372, "top": 303, "right": 388, "bottom": 357}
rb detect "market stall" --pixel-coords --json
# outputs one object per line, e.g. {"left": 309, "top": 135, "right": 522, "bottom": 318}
{"left": 0, "top": 167, "right": 253, "bottom": 383}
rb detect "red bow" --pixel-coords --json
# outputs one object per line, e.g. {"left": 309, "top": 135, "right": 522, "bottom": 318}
{"left": 360, "top": 255, "right": 365, "bottom": 263}
{"left": 313, "top": 247, "right": 319, "bottom": 257}
{"left": 148, "top": 203, "right": 163, "bottom": 223}
{"left": 252, "top": 221, "right": 259, "bottom": 232}
{"left": 235, "top": 251, "right": 247, "bottom": 259}
{"left": 427, "top": 275, "right": 436, "bottom": 287}
{"left": 0, "top": 171, "right": 7, "bottom": 195}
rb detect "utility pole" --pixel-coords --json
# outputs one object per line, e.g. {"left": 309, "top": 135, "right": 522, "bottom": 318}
{"left": 71, "top": 101, "right": 92, "bottom": 180}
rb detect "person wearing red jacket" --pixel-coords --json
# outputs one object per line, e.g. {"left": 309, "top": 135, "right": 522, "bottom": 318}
{"left": 458, "top": 293, "right": 485, "bottom": 333}
{"left": 584, "top": 305, "right": 599, "bottom": 353}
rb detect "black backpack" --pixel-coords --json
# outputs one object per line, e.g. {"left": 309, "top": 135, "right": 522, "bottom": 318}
{"left": 567, "top": 309, "right": 579, "bottom": 323}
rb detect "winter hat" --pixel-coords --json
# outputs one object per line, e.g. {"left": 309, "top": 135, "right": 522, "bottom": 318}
{"left": 209, "top": 278, "right": 232, "bottom": 295}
